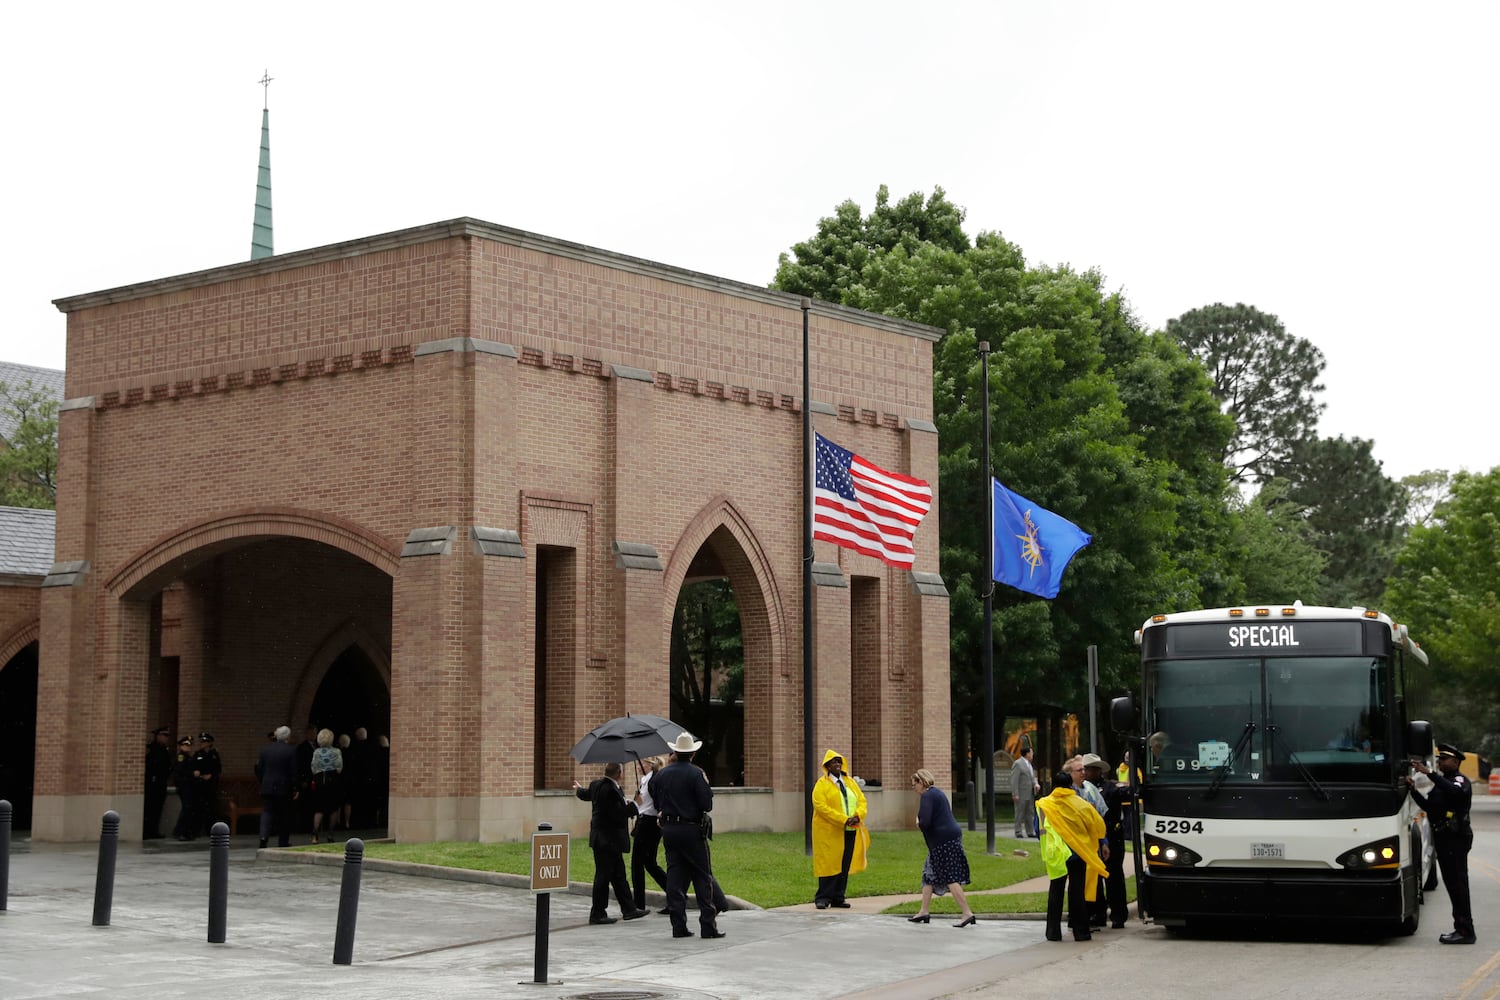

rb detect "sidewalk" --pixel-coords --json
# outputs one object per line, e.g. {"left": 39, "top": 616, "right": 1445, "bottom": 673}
{"left": 0, "top": 836, "right": 1057, "bottom": 1000}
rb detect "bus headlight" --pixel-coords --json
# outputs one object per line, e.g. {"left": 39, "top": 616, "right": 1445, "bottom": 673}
{"left": 1143, "top": 834, "right": 1202, "bottom": 867}
{"left": 1336, "top": 836, "right": 1400, "bottom": 870}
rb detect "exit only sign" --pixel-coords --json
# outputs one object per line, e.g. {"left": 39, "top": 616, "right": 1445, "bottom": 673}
{"left": 530, "top": 831, "right": 570, "bottom": 892}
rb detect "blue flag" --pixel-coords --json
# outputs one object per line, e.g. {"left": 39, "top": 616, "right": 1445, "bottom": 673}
{"left": 991, "top": 478, "right": 1091, "bottom": 599}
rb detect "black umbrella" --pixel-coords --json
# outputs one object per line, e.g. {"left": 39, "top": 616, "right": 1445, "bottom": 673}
{"left": 568, "top": 713, "right": 688, "bottom": 765}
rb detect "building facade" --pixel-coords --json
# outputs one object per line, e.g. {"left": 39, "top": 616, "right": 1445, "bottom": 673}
{"left": 27, "top": 218, "right": 950, "bottom": 842}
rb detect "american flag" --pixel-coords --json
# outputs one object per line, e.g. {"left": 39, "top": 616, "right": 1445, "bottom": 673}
{"left": 813, "top": 433, "right": 933, "bottom": 568}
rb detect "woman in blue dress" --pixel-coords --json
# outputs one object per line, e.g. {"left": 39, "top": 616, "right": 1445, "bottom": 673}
{"left": 907, "top": 768, "right": 977, "bottom": 927}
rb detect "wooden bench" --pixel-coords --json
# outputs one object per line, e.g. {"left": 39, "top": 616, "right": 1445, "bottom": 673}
{"left": 216, "top": 777, "right": 263, "bottom": 834}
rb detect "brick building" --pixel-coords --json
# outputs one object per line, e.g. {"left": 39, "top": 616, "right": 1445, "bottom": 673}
{"left": 21, "top": 217, "right": 949, "bottom": 842}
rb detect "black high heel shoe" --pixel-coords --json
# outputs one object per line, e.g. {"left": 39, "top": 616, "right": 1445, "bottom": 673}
{"left": 953, "top": 915, "right": 977, "bottom": 928}
{"left": 907, "top": 914, "right": 930, "bottom": 924}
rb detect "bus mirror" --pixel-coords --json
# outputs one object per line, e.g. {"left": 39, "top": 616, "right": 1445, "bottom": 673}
{"left": 1110, "top": 695, "right": 1135, "bottom": 733}
{"left": 1406, "top": 720, "right": 1432, "bottom": 757}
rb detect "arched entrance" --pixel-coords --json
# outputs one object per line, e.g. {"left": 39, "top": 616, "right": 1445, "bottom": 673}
{"left": 308, "top": 644, "right": 390, "bottom": 741}
{"left": 0, "top": 642, "right": 38, "bottom": 829}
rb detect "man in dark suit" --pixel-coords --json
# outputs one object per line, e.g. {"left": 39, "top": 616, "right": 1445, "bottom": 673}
{"left": 143, "top": 727, "right": 173, "bottom": 839}
{"left": 255, "top": 725, "right": 299, "bottom": 848}
{"left": 574, "top": 762, "right": 647, "bottom": 924}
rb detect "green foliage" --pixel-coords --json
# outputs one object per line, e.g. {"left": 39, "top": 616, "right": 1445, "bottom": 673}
{"left": 0, "top": 379, "right": 58, "bottom": 509}
{"left": 1399, "top": 469, "right": 1452, "bottom": 530}
{"left": 1167, "top": 303, "right": 1327, "bottom": 483}
{"left": 1385, "top": 468, "right": 1500, "bottom": 750}
{"left": 1224, "top": 480, "right": 1328, "bottom": 604}
{"left": 670, "top": 579, "right": 743, "bottom": 780}
{"left": 1271, "top": 435, "right": 1405, "bottom": 607}
{"left": 775, "top": 187, "right": 1241, "bottom": 767}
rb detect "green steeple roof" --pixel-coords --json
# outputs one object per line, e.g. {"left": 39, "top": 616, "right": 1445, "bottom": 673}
{"left": 251, "top": 71, "right": 273, "bottom": 260}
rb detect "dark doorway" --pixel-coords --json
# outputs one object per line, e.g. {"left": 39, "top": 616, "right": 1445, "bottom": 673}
{"left": 308, "top": 645, "right": 389, "bottom": 741}
{"left": 670, "top": 562, "right": 745, "bottom": 786}
{"left": 0, "top": 643, "right": 38, "bottom": 829}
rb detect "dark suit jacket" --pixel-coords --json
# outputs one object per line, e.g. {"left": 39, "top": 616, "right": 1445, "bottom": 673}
{"left": 575, "top": 777, "right": 637, "bottom": 853}
{"left": 256, "top": 740, "right": 299, "bottom": 797}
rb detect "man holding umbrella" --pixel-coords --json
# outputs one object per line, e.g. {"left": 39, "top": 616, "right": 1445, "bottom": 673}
{"left": 650, "top": 732, "right": 724, "bottom": 940}
{"left": 573, "top": 762, "right": 648, "bottom": 924}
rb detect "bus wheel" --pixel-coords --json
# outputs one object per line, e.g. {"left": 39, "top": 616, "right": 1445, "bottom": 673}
{"left": 1399, "top": 907, "right": 1419, "bottom": 936}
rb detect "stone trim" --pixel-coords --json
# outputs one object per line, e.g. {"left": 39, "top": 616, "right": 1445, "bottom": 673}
{"left": 471, "top": 527, "right": 524, "bottom": 558}
{"left": 610, "top": 364, "right": 653, "bottom": 383}
{"left": 413, "top": 338, "right": 519, "bottom": 358}
{"left": 809, "top": 400, "right": 837, "bottom": 416}
{"left": 611, "top": 540, "right": 663, "bottom": 572}
{"left": 905, "top": 418, "right": 938, "bottom": 433}
{"left": 909, "top": 571, "right": 949, "bottom": 598}
{"left": 401, "top": 527, "right": 457, "bottom": 558}
{"left": 811, "top": 561, "right": 847, "bottom": 588}
{"left": 59, "top": 396, "right": 95, "bottom": 412}
{"left": 42, "top": 560, "right": 89, "bottom": 587}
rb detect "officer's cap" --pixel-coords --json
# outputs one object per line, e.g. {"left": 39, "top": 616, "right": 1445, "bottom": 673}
{"left": 198, "top": 732, "right": 215, "bottom": 743}
{"left": 1436, "top": 743, "right": 1465, "bottom": 762}
{"left": 178, "top": 736, "right": 193, "bottom": 746}
{"left": 151, "top": 726, "right": 170, "bottom": 736}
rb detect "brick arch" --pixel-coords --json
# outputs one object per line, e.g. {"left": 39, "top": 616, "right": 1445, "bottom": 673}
{"left": 287, "top": 618, "right": 392, "bottom": 732}
{"left": 661, "top": 495, "right": 786, "bottom": 787}
{"left": 105, "top": 507, "right": 402, "bottom": 600}
{"left": 0, "top": 620, "right": 40, "bottom": 672}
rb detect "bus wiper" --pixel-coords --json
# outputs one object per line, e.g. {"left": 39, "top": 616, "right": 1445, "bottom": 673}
{"left": 1204, "top": 720, "right": 1257, "bottom": 799}
{"left": 1265, "top": 722, "right": 1329, "bottom": 801}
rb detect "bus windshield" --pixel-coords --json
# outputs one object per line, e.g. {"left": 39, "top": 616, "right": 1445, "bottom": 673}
{"left": 1144, "top": 655, "right": 1391, "bottom": 783}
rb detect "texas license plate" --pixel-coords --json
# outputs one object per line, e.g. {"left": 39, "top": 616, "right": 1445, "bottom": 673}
{"left": 1250, "top": 842, "right": 1285, "bottom": 859}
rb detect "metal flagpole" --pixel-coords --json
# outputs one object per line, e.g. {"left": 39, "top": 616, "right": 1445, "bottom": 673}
{"left": 802, "top": 298, "right": 815, "bottom": 856}
{"left": 980, "top": 340, "right": 996, "bottom": 855}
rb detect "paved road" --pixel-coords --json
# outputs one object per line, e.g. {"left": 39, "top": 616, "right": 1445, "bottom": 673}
{"left": 2, "top": 799, "right": 1497, "bottom": 1000}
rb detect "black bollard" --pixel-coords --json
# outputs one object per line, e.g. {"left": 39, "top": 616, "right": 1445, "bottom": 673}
{"left": 1, "top": 799, "right": 11, "bottom": 911}
{"left": 532, "top": 822, "right": 552, "bottom": 985}
{"left": 208, "top": 821, "right": 230, "bottom": 943}
{"left": 966, "top": 780, "right": 976, "bottom": 831}
{"left": 332, "top": 838, "right": 364, "bottom": 965}
{"left": 93, "top": 810, "right": 121, "bottom": 927}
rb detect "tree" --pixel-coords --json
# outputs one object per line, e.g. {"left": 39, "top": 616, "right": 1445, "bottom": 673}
{"left": 1271, "top": 435, "right": 1405, "bottom": 607}
{"left": 774, "top": 187, "right": 1239, "bottom": 771}
{"left": 1225, "top": 480, "right": 1328, "bottom": 604}
{"left": 1166, "top": 303, "right": 1327, "bottom": 483}
{"left": 1385, "top": 468, "right": 1500, "bottom": 752}
{"left": 1399, "top": 469, "right": 1452, "bottom": 530}
{"left": 668, "top": 579, "right": 743, "bottom": 783}
{"left": 0, "top": 379, "right": 59, "bottom": 509}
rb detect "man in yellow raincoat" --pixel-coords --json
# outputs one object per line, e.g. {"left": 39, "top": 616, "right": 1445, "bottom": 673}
{"left": 1036, "top": 768, "right": 1109, "bottom": 941}
{"left": 812, "top": 748, "right": 869, "bottom": 909}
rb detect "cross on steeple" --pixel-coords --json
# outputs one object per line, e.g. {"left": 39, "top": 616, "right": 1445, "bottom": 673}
{"left": 259, "top": 70, "right": 273, "bottom": 110}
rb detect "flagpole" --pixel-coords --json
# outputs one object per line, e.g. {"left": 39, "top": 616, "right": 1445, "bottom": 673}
{"left": 802, "top": 297, "right": 815, "bottom": 857}
{"left": 979, "top": 340, "right": 996, "bottom": 856}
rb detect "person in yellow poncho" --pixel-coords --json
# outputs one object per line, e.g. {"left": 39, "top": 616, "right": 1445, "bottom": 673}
{"left": 1036, "top": 768, "right": 1109, "bottom": 941}
{"left": 812, "top": 748, "right": 869, "bottom": 909}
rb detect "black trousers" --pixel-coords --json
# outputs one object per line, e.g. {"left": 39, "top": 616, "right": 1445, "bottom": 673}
{"left": 1104, "top": 835, "right": 1128, "bottom": 925}
{"left": 1046, "top": 853, "right": 1091, "bottom": 940}
{"left": 1435, "top": 828, "right": 1474, "bottom": 933}
{"left": 172, "top": 787, "right": 195, "bottom": 838}
{"left": 258, "top": 792, "right": 293, "bottom": 847}
{"left": 143, "top": 783, "right": 167, "bottom": 839}
{"left": 589, "top": 843, "right": 635, "bottom": 919}
{"left": 662, "top": 822, "right": 718, "bottom": 934}
{"left": 631, "top": 816, "right": 669, "bottom": 911}
{"left": 816, "top": 829, "right": 857, "bottom": 905}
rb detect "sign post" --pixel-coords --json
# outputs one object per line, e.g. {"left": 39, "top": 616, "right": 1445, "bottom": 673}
{"left": 523, "top": 823, "right": 570, "bottom": 986}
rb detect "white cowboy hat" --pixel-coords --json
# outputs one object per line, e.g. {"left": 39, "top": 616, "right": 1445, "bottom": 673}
{"left": 668, "top": 732, "right": 703, "bottom": 754}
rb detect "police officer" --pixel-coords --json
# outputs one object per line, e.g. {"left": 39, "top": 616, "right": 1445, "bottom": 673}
{"left": 1084, "top": 754, "right": 1129, "bottom": 929}
{"left": 143, "top": 727, "right": 173, "bottom": 839}
{"left": 192, "top": 732, "right": 223, "bottom": 836}
{"left": 649, "top": 732, "right": 724, "bottom": 940}
{"left": 1409, "top": 743, "right": 1475, "bottom": 944}
{"left": 171, "top": 736, "right": 198, "bottom": 840}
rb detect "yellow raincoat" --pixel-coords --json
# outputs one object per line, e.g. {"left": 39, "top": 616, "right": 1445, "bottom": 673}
{"left": 1036, "top": 785, "right": 1109, "bottom": 902}
{"left": 812, "top": 748, "right": 870, "bottom": 878}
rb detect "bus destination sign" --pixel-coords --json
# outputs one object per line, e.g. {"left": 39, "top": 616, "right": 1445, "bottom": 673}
{"left": 1163, "top": 620, "right": 1368, "bottom": 657}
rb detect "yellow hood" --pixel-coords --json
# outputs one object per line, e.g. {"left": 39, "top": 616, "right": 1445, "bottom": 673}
{"left": 822, "top": 748, "right": 849, "bottom": 770}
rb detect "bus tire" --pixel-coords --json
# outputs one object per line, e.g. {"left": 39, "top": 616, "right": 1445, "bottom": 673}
{"left": 1399, "top": 907, "right": 1419, "bottom": 936}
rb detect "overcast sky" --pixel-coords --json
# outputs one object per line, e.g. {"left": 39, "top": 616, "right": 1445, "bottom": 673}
{"left": 5, "top": 2, "right": 1496, "bottom": 482}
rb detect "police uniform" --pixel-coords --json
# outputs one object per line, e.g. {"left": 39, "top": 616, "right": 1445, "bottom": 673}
{"left": 171, "top": 737, "right": 197, "bottom": 840}
{"left": 649, "top": 735, "right": 722, "bottom": 939}
{"left": 192, "top": 733, "right": 223, "bottom": 836}
{"left": 1411, "top": 743, "right": 1475, "bottom": 944}
{"left": 143, "top": 728, "right": 174, "bottom": 839}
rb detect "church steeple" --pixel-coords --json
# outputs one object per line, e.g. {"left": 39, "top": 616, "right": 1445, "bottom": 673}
{"left": 250, "top": 70, "right": 274, "bottom": 260}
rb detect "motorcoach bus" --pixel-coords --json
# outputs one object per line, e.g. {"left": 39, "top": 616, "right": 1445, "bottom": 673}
{"left": 1110, "top": 603, "right": 1438, "bottom": 934}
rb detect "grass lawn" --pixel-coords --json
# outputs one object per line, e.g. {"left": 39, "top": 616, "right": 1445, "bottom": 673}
{"left": 296, "top": 829, "right": 1050, "bottom": 910}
